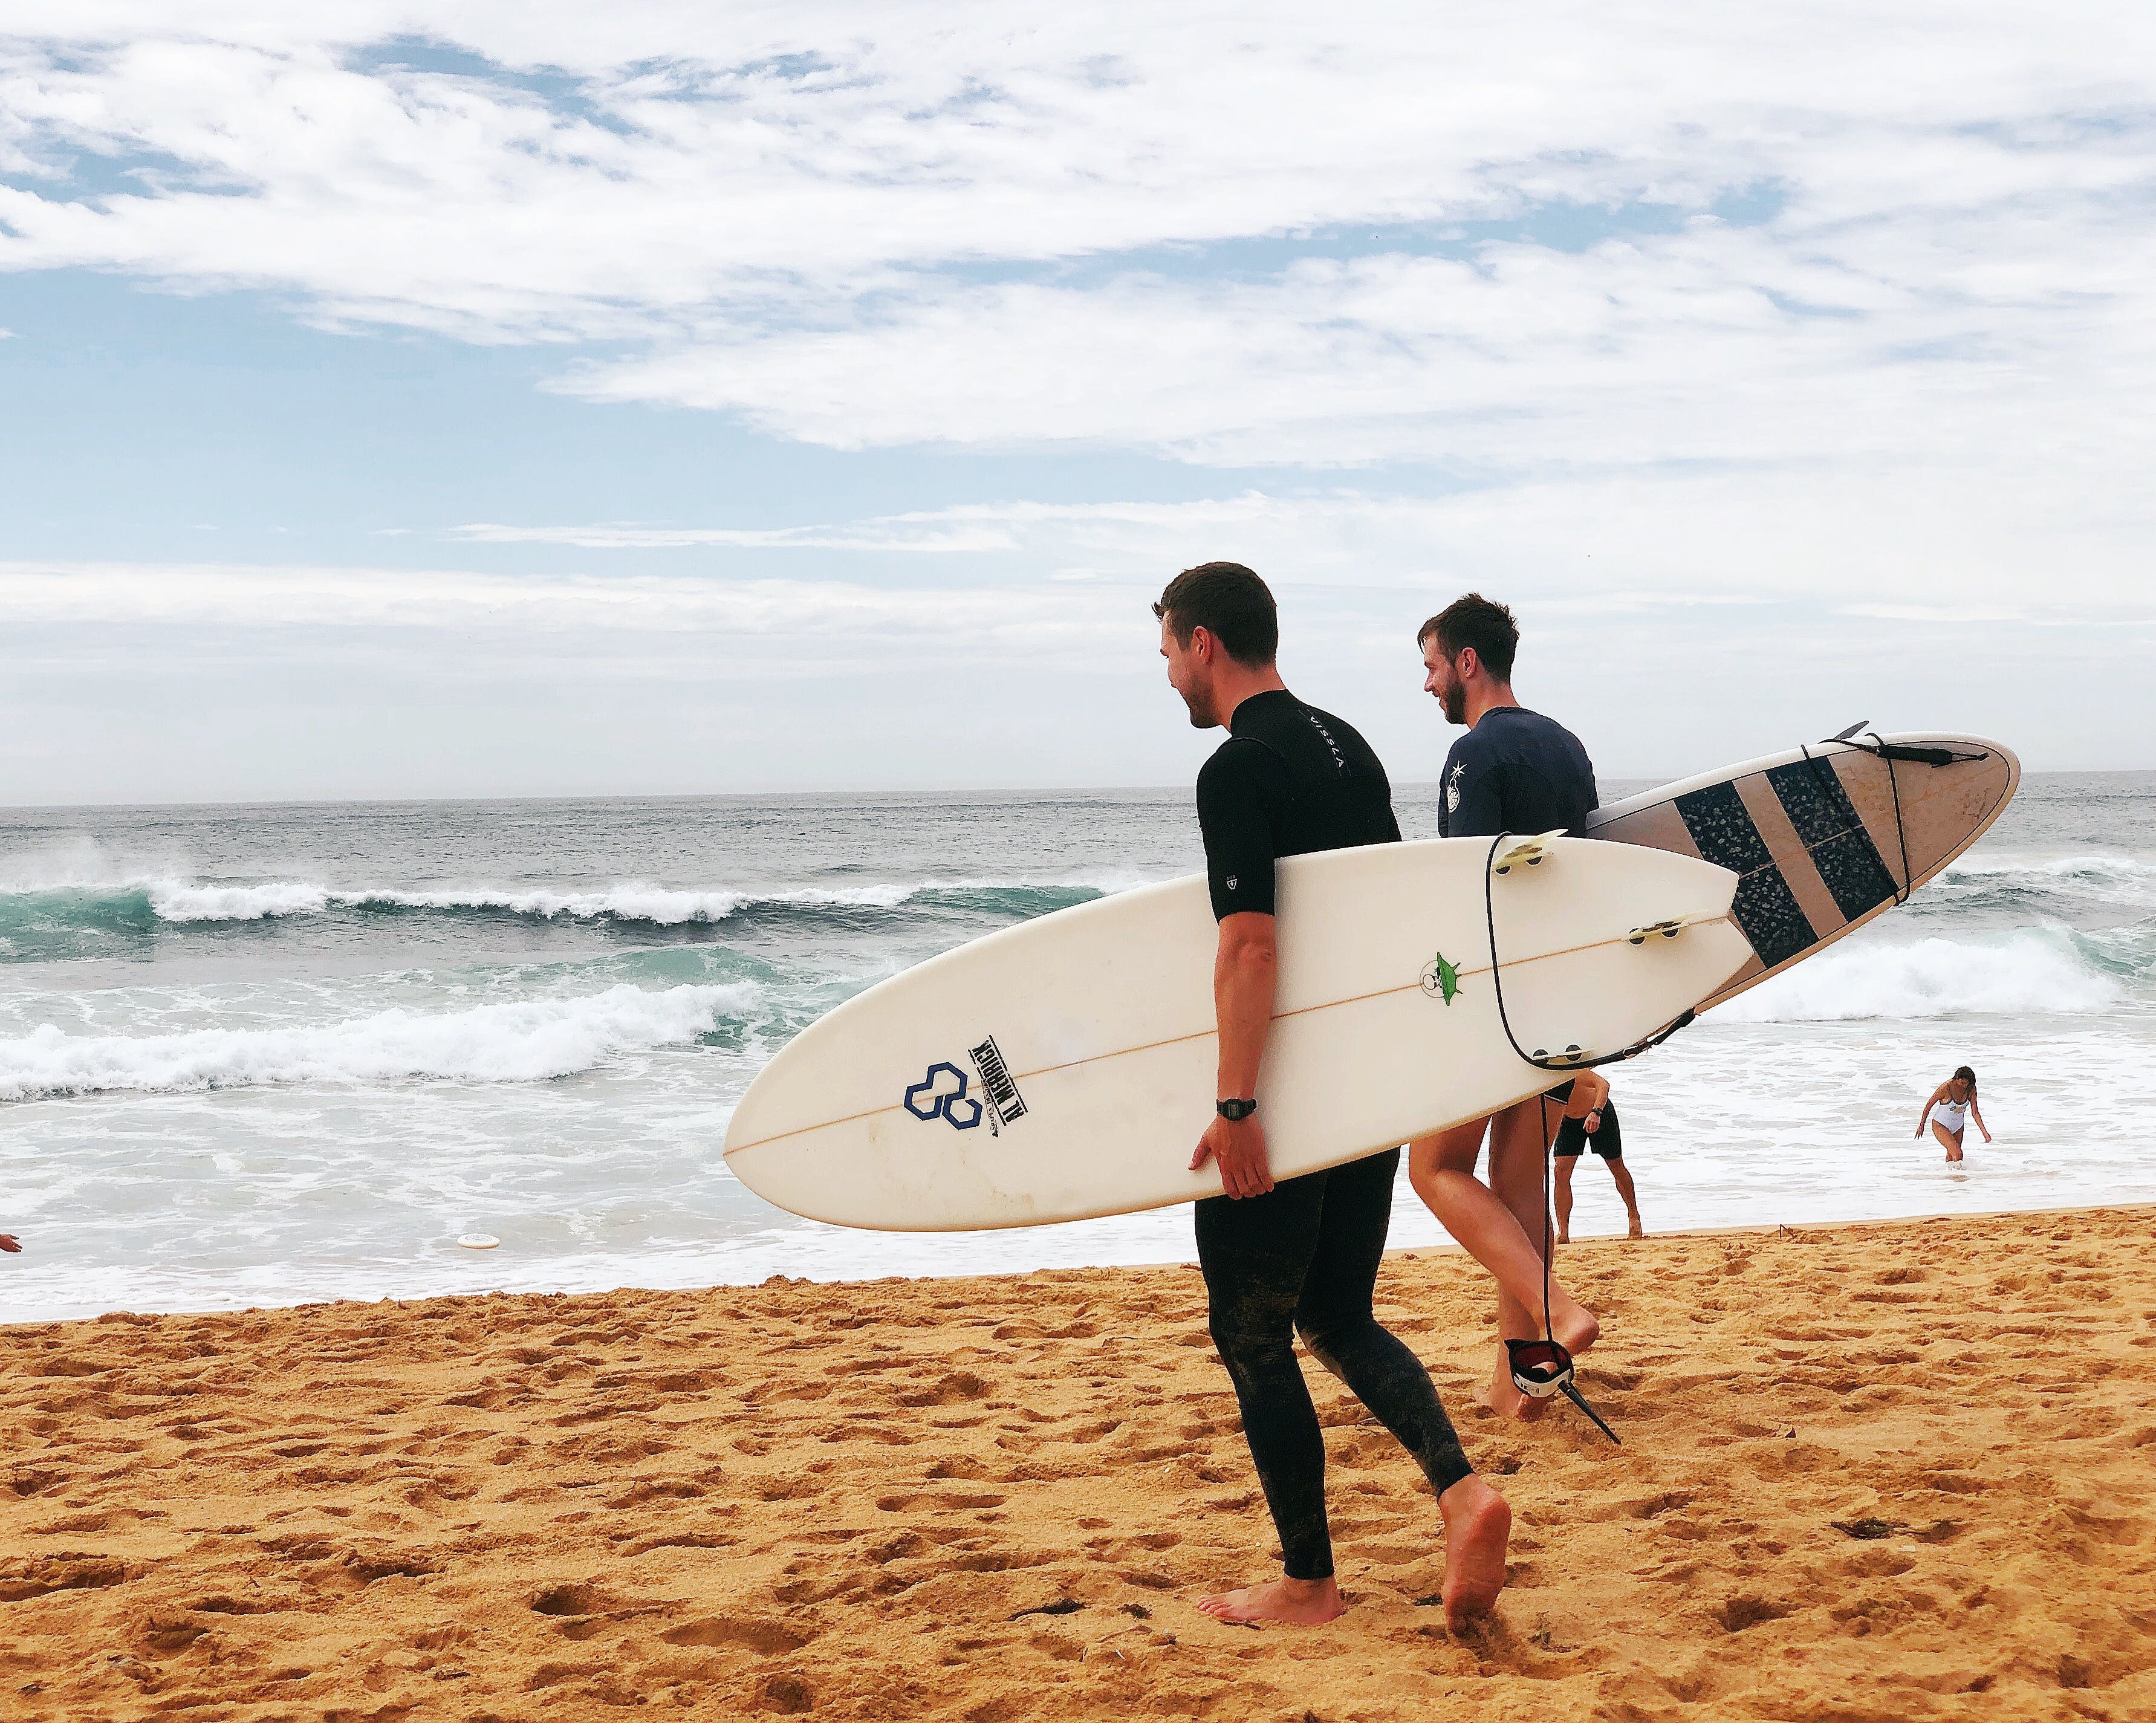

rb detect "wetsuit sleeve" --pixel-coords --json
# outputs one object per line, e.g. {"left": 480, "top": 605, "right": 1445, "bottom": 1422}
{"left": 1195, "top": 741, "right": 1281, "bottom": 920}
{"left": 1441, "top": 738, "right": 1507, "bottom": 839}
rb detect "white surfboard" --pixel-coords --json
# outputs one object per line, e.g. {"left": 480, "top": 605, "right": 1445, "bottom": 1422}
{"left": 1589, "top": 732, "right": 2018, "bottom": 1010}
{"left": 723, "top": 836, "right": 1750, "bottom": 1231}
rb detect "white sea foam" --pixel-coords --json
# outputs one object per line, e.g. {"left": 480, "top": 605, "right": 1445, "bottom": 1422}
{"left": 350, "top": 883, "right": 753, "bottom": 921}
{"left": 149, "top": 880, "right": 333, "bottom": 921}
{"left": 1933, "top": 851, "right": 2156, "bottom": 906}
{"left": 1718, "top": 931, "right": 2125, "bottom": 1024}
{"left": 351, "top": 882, "right": 932, "bottom": 921}
{"left": 0, "top": 982, "right": 757, "bottom": 1102}
{"left": 0, "top": 874, "right": 1128, "bottom": 926}
{"left": 1940, "top": 851, "right": 2156, "bottom": 881}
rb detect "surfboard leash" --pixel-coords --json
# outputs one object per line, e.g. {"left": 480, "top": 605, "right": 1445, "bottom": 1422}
{"left": 1504, "top": 1089, "right": 1620, "bottom": 1443}
{"left": 1866, "top": 732, "right": 1914, "bottom": 907}
{"left": 1479, "top": 832, "right": 1698, "bottom": 1077}
{"left": 1815, "top": 726, "right": 1992, "bottom": 908}
{"left": 1481, "top": 834, "right": 1622, "bottom": 1444}
{"left": 1802, "top": 736, "right": 1914, "bottom": 907}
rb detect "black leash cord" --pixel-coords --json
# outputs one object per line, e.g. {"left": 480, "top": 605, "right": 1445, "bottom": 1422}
{"left": 1869, "top": 732, "right": 1914, "bottom": 906}
{"left": 1802, "top": 736, "right": 1913, "bottom": 906}
{"left": 1539, "top": 1089, "right": 1553, "bottom": 1345}
{"left": 1531, "top": 1086, "right": 1620, "bottom": 1443}
{"left": 1481, "top": 832, "right": 1698, "bottom": 1076}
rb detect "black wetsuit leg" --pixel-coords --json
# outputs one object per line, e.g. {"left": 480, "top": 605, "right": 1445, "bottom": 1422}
{"left": 1294, "top": 1152, "right": 1476, "bottom": 1501}
{"left": 1195, "top": 1149, "right": 1473, "bottom": 1581}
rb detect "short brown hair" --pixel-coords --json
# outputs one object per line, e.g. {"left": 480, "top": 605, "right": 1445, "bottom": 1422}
{"left": 1418, "top": 592, "right": 1519, "bottom": 680}
{"left": 1153, "top": 562, "right": 1278, "bottom": 667}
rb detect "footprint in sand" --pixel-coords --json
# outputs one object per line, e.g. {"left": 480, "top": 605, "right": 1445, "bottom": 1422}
{"left": 661, "top": 1614, "right": 817, "bottom": 1655}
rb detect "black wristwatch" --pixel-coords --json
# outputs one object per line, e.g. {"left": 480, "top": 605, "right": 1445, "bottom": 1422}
{"left": 1215, "top": 1098, "right": 1258, "bottom": 1122}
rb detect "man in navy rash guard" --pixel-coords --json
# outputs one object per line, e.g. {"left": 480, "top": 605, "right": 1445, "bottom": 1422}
{"left": 1154, "top": 561, "right": 1511, "bottom": 1633}
{"left": 1404, "top": 593, "right": 1609, "bottom": 1421}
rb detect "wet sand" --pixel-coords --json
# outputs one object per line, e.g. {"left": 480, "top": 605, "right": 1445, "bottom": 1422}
{"left": 4, "top": 1207, "right": 2152, "bottom": 1721}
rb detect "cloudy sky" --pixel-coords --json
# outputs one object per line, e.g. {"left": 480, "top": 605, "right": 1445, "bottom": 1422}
{"left": 3, "top": 4, "right": 2152, "bottom": 804}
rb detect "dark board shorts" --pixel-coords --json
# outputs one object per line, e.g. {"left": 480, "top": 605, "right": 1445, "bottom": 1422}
{"left": 1554, "top": 1100, "right": 1622, "bottom": 1160}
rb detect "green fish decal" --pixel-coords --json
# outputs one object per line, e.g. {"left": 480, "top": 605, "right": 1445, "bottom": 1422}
{"left": 1421, "top": 951, "right": 1461, "bottom": 1005}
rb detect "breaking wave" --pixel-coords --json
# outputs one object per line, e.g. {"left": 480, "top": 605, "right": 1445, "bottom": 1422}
{"left": 0, "top": 875, "right": 1119, "bottom": 935}
{"left": 0, "top": 982, "right": 760, "bottom": 1103}
{"left": 1924, "top": 851, "right": 2156, "bottom": 916}
{"left": 1717, "top": 926, "right": 2148, "bottom": 1024}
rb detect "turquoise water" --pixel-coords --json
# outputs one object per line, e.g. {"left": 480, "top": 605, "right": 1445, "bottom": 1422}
{"left": 2, "top": 774, "right": 2151, "bottom": 1322}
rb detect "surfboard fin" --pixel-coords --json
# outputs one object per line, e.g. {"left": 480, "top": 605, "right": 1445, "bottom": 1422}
{"left": 1492, "top": 829, "right": 1565, "bottom": 875}
{"left": 1627, "top": 917, "right": 1690, "bottom": 945}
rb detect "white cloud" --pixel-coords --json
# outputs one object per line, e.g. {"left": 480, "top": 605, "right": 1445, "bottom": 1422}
{"left": 444, "top": 472, "right": 2156, "bottom": 613}
{"left": 2, "top": 7, "right": 2154, "bottom": 794}
{"left": 4, "top": 9, "right": 2151, "bottom": 352}
{"left": 561, "top": 227, "right": 2156, "bottom": 480}
{"left": 1, "top": 6, "right": 2149, "bottom": 540}
{"left": 2, "top": 551, "right": 2147, "bottom": 809}
{"left": 0, "top": 559, "right": 1143, "bottom": 654}
{"left": 447, "top": 519, "right": 1016, "bottom": 553}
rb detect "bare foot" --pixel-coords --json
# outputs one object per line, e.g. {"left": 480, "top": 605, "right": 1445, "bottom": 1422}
{"left": 1484, "top": 1348, "right": 1547, "bottom": 1422}
{"left": 1556, "top": 1227, "right": 1570, "bottom": 1245}
{"left": 1552, "top": 1295, "right": 1600, "bottom": 1358}
{"left": 1626, "top": 1214, "right": 1643, "bottom": 1240}
{"left": 1438, "top": 1475, "right": 1511, "bottom": 1632}
{"left": 1195, "top": 1573, "right": 1343, "bottom": 1625}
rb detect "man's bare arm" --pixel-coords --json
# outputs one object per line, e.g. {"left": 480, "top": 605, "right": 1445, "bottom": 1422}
{"left": 1563, "top": 1071, "right": 1609, "bottom": 1120}
{"left": 1190, "top": 911, "right": 1277, "bottom": 1199}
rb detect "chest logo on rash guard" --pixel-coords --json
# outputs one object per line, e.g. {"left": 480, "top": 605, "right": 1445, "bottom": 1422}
{"left": 1224, "top": 875, "right": 1238, "bottom": 892}
{"left": 1446, "top": 762, "right": 1466, "bottom": 814}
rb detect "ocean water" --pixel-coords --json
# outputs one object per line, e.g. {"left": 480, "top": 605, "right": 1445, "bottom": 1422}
{"left": 2, "top": 774, "right": 2151, "bottom": 1324}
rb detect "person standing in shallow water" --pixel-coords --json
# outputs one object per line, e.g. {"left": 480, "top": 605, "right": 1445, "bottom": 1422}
{"left": 1155, "top": 560, "right": 1511, "bottom": 1633}
{"left": 1915, "top": 1065, "right": 1990, "bottom": 1162}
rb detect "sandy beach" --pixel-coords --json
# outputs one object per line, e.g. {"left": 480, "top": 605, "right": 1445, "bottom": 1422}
{"left": 4, "top": 1206, "right": 2152, "bottom": 1722}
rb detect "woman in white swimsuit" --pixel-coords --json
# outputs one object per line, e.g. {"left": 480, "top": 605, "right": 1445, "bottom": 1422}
{"left": 1914, "top": 1065, "right": 1990, "bottom": 1163}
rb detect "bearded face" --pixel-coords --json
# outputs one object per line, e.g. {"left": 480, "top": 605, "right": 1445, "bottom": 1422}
{"left": 1422, "top": 639, "right": 1467, "bottom": 725}
{"left": 1162, "top": 618, "right": 1220, "bottom": 728}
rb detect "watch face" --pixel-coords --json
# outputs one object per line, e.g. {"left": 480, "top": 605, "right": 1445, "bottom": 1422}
{"left": 1216, "top": 1098, "right": 1256, "bottom": 1121}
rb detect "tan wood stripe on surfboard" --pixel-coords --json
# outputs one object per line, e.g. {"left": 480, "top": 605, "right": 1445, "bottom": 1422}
{"left": 1589, "top": 732, "right": 2018, "bottom": 1012}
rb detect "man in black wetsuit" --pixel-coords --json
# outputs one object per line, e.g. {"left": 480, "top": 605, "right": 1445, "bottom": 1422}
{"left": 1403, "top": 593, "right": 1606, "bottom": 1420}
{"left": 1155, "top": 561, "right": 1511, "bottom": 1632}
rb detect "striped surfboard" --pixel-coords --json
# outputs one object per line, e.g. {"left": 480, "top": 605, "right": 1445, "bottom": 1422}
{"left": 1588, "top": 732, "right": 2019, "bottom": 1010}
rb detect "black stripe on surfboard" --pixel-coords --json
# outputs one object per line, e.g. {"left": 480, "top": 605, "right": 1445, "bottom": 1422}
{"left": 1765, "top": 759, "right": 1901, "bottom": 923}
{"left": 1674, "top": 782, "right": 1816, "bottom": 970}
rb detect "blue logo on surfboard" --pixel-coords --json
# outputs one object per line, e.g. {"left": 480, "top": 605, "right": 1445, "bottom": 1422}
{"left": 903, "top": 1061, "right": 983, "bottom": 1130}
